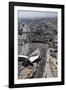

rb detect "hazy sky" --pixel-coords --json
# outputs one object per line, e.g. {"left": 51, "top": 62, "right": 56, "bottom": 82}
{"left": 18, "top": 10, "right": 57, "bottom": 19}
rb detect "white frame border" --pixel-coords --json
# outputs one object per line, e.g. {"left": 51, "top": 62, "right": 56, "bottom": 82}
{"left": 14, "top": 6, "right": 61, "bottom": 84}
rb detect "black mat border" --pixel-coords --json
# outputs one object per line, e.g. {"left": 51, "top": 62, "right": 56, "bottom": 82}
{"left": 9, "top": 1, "right": 64, "bottom": 88}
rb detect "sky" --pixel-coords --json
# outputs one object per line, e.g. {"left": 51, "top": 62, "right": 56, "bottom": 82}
{"left": 18, "top": 10, "right": 57, "bottom": 19}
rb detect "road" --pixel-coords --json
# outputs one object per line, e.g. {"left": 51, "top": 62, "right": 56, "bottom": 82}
{"left": 33, "top": 44, "right": 48, "bottom": 78}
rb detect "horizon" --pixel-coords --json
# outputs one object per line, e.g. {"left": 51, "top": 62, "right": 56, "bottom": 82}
{"left": 18, "top": 10, "right": 57, "bottom": 19}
